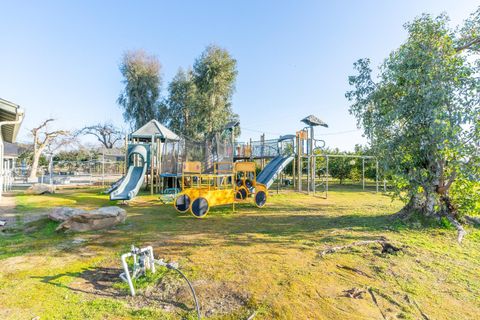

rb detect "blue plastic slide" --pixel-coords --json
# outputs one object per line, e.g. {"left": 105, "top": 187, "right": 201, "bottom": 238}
{"left": 257, "top": 154, "right": 294, "bottom": 189}
{"left": 110, "top": 145, "right": 148, "bottom": 201}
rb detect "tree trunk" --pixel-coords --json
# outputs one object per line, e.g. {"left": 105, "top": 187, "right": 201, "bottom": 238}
{"left": 392, "top": 193, "right": 424, "bottom": 220}
{"left": 29, "top": 145, "right": 46, "bottom": 181}
{"left": 29, "top": 152, "right": 41, "bottom": 181}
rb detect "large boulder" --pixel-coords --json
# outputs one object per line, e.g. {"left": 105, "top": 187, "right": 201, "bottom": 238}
{"left": 26, "top": 184, "right": 56, "bottom": 195}
{"left": 53, "top": 206, "right": 127, "bottom": 232}
{"left": 49, "top": 207, "right": 88, "bottom": 222}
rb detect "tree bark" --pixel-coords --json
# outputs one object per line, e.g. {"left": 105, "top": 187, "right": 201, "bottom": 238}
{"left": 29, "top": 146, "right": 43, "bottom": 181}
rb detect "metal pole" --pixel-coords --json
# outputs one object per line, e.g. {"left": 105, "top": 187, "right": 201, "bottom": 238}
{"left": 310, "top": 126, "right": 315, "bottom": 194}
{"left": 375, "top": 160, "right": 379, "bottom": 193}
{"left": 326, "top": 155, "right": 329, "bottom": 198}
{"left": 102, "top": 149, "right": 105, "bottom": 187}
{"left": 306, "top": 133, "right": 310, "bottom": 194}
{"left": 150, "top": 135, "right": 154, "bottom": 195}
{"left": 124, "top": 134, "right": 128, "bottom": 175}
{"left": 362, "top": 157, "right": 365, "bottom": 190}
{"left": 297, "top": 134, "right": 302, "bottom": 192}
{"left": 292, "top": 140, "right": 296, "bottom": 190}
{"left": 49, "top": 154, "right": 53, "bottom": 186}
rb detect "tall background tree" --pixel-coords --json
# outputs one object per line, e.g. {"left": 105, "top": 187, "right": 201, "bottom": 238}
{"left": 192, "top": 45, "right": 239, "bottom": 139}
{"left": 164, "top": 68, "right": 200, "bottom": 139}
{"left": 117, "top": 50, "right": 162, "bottom": 130}
{"left": 160, "top": 45, "right": 240, "bottom": 141}
{"left": 346, "top": 8, "right": 480, "bottom": 242}
{"left": 78, "top": 122, "right": 124, "bottom": 149}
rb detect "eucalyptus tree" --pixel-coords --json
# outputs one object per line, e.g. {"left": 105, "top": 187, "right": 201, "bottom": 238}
{"left": 193, "top": 45, "right": 239, "bottom": 138}
{"left": 165, "top": 68, "right": 201, "bottom": 140}
{"left": 346, "top": 9, "right": 480, "bottom": 241}
{"left": 117, "top": 50, "right": 162, "bottom": 130}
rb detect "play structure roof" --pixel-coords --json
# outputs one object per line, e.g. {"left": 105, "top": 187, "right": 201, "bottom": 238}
{"left": 301, "top": 115, "right": 328, "bottom": 128}
{"left": 130, "top": 120, "right": 181, "bottom": 141}
{"left": 0, "top": 98, "right": 24, "bottom": 143}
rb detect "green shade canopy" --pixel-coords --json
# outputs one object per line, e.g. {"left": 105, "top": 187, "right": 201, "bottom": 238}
{"left": 301, "top": 115, "right": 328, "bottom": 128}
{"left": 130, "top": 120, "right": 181, "bottom": 141}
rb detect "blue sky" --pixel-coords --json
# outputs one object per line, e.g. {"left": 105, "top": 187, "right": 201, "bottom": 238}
{"left": 1, "top": 0, "right": 478, "bottom": 150}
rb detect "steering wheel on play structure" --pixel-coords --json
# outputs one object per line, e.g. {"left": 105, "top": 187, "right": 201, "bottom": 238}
{"left": 245, "top": 179, "right": 253, "bottom": 188}
{"left": 236, "top": 179, "right": 243, "bottom": 187}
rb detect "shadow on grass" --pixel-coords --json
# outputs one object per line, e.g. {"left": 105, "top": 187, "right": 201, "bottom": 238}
{"left": 32, "top": 267, "right": 123, "bottom": 298}
{"left": 33, "top": 266, "right": 193, "bottom": 312}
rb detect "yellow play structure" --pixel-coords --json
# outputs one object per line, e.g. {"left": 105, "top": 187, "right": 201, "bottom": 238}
{"left": 174, "top": 161, "right": 267, "bottom": 218}
{"left": 234, "top": 161, "right": 267, "bottom": 206}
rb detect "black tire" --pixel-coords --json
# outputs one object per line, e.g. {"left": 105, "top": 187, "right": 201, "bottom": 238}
{"left": 191, "top": 197, "right": 209, "bottom": 218}
{"left": 255, "top": 191, "right": 267, "bottom": 208}
{"left": 174, "top": 194, "right": 191, "bottom": 213}
{"left": 236, "top": 188, "right": 247, "bottom": 200}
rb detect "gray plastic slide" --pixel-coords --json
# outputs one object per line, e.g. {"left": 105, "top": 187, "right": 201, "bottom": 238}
{"left": 257, "top": 154, "right": 294, "bottom": 189}
{"left": 105, "top": 176, "right": 125, "bottom": 194}
{"left": 109, "top": 165, "right": 147, "bottom": 201}
{"left": 110, "top": 145, "right": 148, "bottom": 201}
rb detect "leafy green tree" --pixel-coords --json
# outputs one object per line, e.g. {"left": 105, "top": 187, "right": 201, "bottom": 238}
{"left": 346, "top": 9, "right": 480, "bottom": 240}
{"left": 164, "top": 68, "right": 201, "bottom": 139}
{"left": 53, "top": 149, "right": 98, "bottom": 162}
{"left": 117, "top": 50, "right": 162, "bottom": 130}
{"left": 193, "top": 45, "right": 239, "bottom": 138}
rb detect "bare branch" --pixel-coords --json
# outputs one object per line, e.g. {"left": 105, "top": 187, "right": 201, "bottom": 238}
{"left": 455, "top": 37, "right": 480, "bottom": 52}
{"left": 79, "top": 123, "right": 123, "bottom": 149}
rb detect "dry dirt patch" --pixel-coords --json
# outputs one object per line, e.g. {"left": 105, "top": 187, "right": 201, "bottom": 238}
{"left": 69, "top": 266, "right": 250, "bottom": 317}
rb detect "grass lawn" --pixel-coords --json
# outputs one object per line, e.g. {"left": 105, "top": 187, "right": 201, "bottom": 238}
{"left": 1, "top": 186, "right": 479, "bottom": 319}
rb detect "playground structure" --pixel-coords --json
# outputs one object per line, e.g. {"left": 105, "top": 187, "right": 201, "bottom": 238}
{"left": 109, "top": 120, "right": 182, "bottom": 201}
{"left": 108, "top": 115, "right": 385, "bottom": 209}
{"left": 173, "top": 160, "right": 269, "bottom": 218}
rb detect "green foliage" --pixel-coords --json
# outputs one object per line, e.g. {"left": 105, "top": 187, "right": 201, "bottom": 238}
{"left": 346, "top": 9, "right": 480, "bottom": 214}
{"left": 161, "top": 45, "right": 240, "bottom": 140}
{"left": 118, "top": 50, "right": 162, "bottom": 130}
{"left": 450, "top": 174, "right": 480, "bottom": 217}
{"left": 18, "top": 149, "right": 48, "bottom": 167}
{"left": 164, "top": 68, "right": 201, "bottom": 139}
{"left": 53, "top": 149, "right": 98, "bottom": 162}
{"left": 192, "top": 45, "right": 239, "bottom": 138}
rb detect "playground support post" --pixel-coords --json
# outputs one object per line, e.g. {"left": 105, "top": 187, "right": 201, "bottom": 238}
{"left": 102, "top": 149, "right": 105, "bottom": 187}
{"left": 297, "top": 134, "right": 302, "bottom": 192}
{"left": 362, "top": 158, "right": 365, "bottom": 190}
{"left": 292, "top": 142, "right": 296, "bottom": 190}
{"left": 124, "top": 134, "right": 128, "bottom": 175}
{"left": 310, "top": 126, "right": 315, "bottom": 194}
{"left": 325, "top": 155, "right": 329, "bottom": 198}
{"left": 157, "top": 138, "right": 162, "bottom": 193}
{"left": 260, "top": 134, "right": 265, "bottom": 170}
{"left": 150, "top": 135, "right": 154, "bottom": 195}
